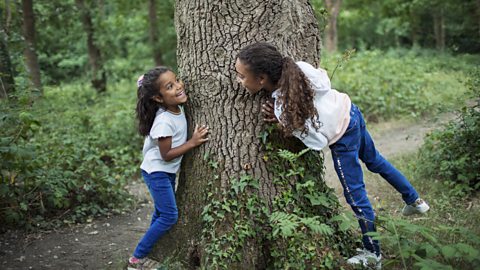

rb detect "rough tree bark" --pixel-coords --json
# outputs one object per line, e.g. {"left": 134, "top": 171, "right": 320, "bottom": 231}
{"left": 0, "top": 5, "right": 15, "bottom": 98}
{"left": 148, "top": 0, "right": 163, "bottom": 65}
{"left": 324, "top": 0, "right": 341, "bottom": 52}
{"left": 21, "top": 0, "right": 42, "bottom": 93}
{"left": 76, "top": 0, "right": 106, "bottom": 93}
{"left": 151, "top": 1, "right": 353, "bottom": 268}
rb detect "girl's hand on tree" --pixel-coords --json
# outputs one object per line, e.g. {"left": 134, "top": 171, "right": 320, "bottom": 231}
{"left": 262, "top": 101, "right": 278, "bottom": 124}
{"left": 190, "top": 124, "right": 209, "bottom": 146}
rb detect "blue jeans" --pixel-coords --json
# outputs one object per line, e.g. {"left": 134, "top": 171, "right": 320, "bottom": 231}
{"left": 133, "top": 170, "right": 178, "bottom": 259}
{"left": 329, "top": 104, "right": 419, "bottom": 256}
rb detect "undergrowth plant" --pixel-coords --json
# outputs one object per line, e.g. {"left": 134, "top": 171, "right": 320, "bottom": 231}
{"left": 322, "top": 49, "right": 478, "bottom": 121}
{"left": 371, "top": 215, "right": 480, "bottom": 270}
{"left": 0, "top": 81, "right": 139, "bottom": 230}
{"left": 417, "top": 68, "right": 480, "bottom": 196}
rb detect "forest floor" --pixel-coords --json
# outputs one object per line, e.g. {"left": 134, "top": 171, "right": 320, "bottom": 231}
{"left": 0, "top": 116, "right": 449, "bottom": 270}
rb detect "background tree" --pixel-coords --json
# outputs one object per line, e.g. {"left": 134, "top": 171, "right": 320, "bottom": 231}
{"left": 330, "top": 0, "right": 479, "bottom": 52}
{"left": 21, "top": 0, "right": 41, "bottom": 94}
{"left": 0, "top": 4, "right": 15, "bottom": 98}
{"left": 478, "top": 0, "right": 480, "bottom": 37}
{"left": 150, "top": 0, "right": 354, "bottom": 268}
{"left": 75, "top": 0, "right": 106, "bottom": 92}
{"left": 433, "top": 6, "right": 445, "bottom": 51}
{"left": 324, "top": 0, "right": 342, "bottom": 52}
{"left": 148, "top": 0, "right": 163, "bottom": 65}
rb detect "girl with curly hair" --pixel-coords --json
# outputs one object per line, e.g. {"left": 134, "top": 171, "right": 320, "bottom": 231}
{"left": 235, "top": 42, "right": 430, "bottom": 269}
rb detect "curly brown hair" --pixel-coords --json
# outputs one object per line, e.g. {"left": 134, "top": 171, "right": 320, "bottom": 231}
{"left": 237, "top": 42, "right": 320, "bottom": 137}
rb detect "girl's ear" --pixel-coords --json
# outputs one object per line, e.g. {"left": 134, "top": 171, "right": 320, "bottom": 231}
{"left": 258, "top": 74, "right": 268, "bottom": 85}
{"left": 152, "top": 95, "right": 163, "bottom": 103}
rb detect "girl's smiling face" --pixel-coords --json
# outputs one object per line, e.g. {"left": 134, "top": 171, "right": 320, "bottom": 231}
{"left": 154, "top": 70, "right": 187, "bottom": 112}
{"left": 235, "top": 58, "right": 264, "bottom": 94}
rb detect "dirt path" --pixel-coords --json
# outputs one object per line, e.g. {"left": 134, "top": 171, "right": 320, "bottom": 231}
{"left": 0, "top": 184, "right": 152, "bottom": 270}
{"left": 0, "top": 117, "right": 446, "bottom": 270}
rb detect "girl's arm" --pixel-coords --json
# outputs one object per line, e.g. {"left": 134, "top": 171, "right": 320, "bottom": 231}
{"left": 158, "top": 125, "right": 209, "bottom": 161}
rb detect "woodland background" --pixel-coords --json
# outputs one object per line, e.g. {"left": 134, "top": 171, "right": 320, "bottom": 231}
{"left": 1, "top": 0, "right": 479, "bottom": 269}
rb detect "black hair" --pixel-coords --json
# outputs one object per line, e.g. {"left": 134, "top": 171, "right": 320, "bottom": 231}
{"left": 236, "top": 42, "right": 320, "bottom": 137}
{"left": 135, "top": 66, "right": 171, "bottom": 136}
{"left": 236, "top": 42, "right": 284, "bottom": 85}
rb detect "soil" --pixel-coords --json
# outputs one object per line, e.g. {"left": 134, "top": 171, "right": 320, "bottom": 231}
{"left": 0, "top": 184, "right": 152, "bottom": 270}
{"left": 0, "top": 117, "right": 447, "bottom": 270}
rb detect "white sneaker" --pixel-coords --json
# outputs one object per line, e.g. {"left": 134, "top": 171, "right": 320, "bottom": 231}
{"left": 347, "top": 248, "right": 382, "bottom": 269}
{"left": 127, "top": 256, "right": 159, "bottom": 270}
{"left": 402, "top": 198, "right": 430, "bottom": 216}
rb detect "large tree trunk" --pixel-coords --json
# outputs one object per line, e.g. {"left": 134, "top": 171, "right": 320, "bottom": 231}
{"left": 0, "top": 5, "right": 15, "bottom": 99}
{"left": 148, "top": 0, "right": 163, "bottom": 65}
{"left": 75, "top": 0, "right": 106, "bottom": 93}
{"left": 151, "top": 0, "right": 354, "bottom": 268}
{"left": 324, "top": 0, "right": 342, "bottom": 52}
{"left": 21, "top": 0, "right": 42, "bottom": 94}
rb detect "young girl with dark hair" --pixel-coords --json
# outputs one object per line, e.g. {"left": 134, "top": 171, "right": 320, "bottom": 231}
{"left": 235, "top": 42, "right": 429, "bottom": 269}
{"left": 130, "top": 66, "right": 209, "bottom": 269}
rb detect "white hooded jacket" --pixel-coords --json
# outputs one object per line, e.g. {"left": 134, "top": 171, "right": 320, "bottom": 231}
{"left": 272, "top": 61, "right": 351, "bottom": 150}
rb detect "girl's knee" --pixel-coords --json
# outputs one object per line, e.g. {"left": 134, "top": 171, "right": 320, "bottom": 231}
{"left": 364, "top": 155, "right": 390, "bottom": 173}
{"left": 366, "top": 160, "right": 384, "bottom": 173}
{"left": 165, "top": 211, "right": 178, "bottom": 226}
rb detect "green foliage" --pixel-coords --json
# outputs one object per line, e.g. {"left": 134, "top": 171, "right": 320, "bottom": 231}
{"left": 0, "top": 80, "right": 139, "bottom": 229}
{"left": 371, "top": 215, "right": 480, "bottom": 269}
{"left": 6, "top": 0, "right": 177, "bottom": 85}
{"left": 34, "top": 0, "right": 85, "bottom": 83}
{"left": 417, "top": 68, "right": 480, "bottom": 196}
{"left": 311, "top": 0, "right": 480, "bottom": 52}
{"left": 322, "top": 49, "right": 478, "bottom": 121}
{"left": 96, "top": 0, "right": 177, "bottom": 81}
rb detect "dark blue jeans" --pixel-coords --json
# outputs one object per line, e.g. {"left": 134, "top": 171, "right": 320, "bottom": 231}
{"left": 133, "top": 170, "right": 178, "bottom": 259}
{"left": 329, "top": 104, "right": 419, "bottom": 256}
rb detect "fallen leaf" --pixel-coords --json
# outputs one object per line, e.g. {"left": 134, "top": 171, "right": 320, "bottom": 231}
{"left": 15, "top": 256, "right": 26, "bottom": 262}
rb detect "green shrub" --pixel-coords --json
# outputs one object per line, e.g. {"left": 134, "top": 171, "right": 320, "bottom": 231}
{"left": 371, "top": 215, "right": 480, "bottom": 269}
{"left": 322, "top": 49, "right": 478, "bottom": 121}
{"left": 417, "top": 68, "right": 480, "bottom": 196}
{"left": 0, "top": 81, "right": 140, "bottom": 229}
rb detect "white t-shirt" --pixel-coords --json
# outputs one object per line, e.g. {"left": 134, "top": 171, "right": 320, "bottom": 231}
{"left": 272, "top": 61, "right": 351, "bottom": 151}
{"left": 140, "top": 107, "right": 187, "bottom": 174}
